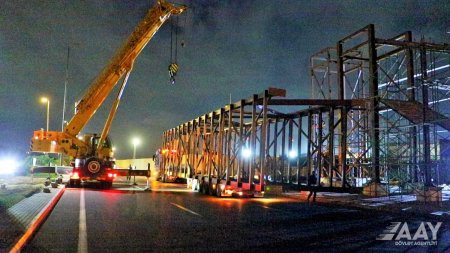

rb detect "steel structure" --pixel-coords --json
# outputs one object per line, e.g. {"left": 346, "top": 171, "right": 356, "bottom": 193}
{"left": 161, "top": 24, "right": 450, "bottom": 195}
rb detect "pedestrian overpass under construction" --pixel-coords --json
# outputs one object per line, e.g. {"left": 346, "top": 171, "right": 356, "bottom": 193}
{"left": 160, "top": 24, "right": 450, "bottom": 198}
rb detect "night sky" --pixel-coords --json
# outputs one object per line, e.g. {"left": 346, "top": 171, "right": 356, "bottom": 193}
{"left": 1, "top": 0, "right": 449, "bottom": 160}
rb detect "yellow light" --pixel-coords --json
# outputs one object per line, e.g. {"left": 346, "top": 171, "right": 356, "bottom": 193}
{"left": 41, "top": 97, "right": 48, "bottom": 103}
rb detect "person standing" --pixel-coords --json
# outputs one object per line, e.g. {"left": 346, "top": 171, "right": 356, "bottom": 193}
{"left": 127, "top": 164, "right": 132, "bottom": 182}
{"left": 307, "top": 171, "right": 318, "bottom": 203}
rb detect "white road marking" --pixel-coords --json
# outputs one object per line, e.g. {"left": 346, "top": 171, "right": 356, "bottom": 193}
{"left": 170, "top": 202, "right": 202, "bottom": 217}
{"left": 78, "top": 189, "right": 88, "bottom": 253}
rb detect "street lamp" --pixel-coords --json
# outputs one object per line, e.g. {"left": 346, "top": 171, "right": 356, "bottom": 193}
{"left": 131, "top": 138, "right": 141, "bottom": 186}
{"left": 40, "top": 97, "right": 50, "bottom": 131}
{"left": 132, "top": 137, "right": 141, "bottom": 160}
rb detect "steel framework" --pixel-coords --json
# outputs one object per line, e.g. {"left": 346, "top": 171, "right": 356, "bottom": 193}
{"left": 161, "top": 24, "right": 450, "bottom": 194}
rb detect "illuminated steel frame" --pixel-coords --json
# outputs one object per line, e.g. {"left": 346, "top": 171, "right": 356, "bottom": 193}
{"left": 161, "top": 25, "right": 450, "bottom": 192}
{"left": 311, "top": 24, "right": 450, "bottom": 190}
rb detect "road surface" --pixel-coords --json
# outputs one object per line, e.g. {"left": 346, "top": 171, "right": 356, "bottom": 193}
{"left": 23, "top": 183, "right": 448, "bottom": 253}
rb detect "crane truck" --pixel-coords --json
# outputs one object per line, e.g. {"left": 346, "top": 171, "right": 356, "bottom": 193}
{"left": 30, "top": 1, "right": 186, "bottom": 188}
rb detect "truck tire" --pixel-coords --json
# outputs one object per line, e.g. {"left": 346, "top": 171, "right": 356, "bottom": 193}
{"left": 198, "top": 181, "right": 203, "bottom": 193}
{"left": 209, "top": 185, "right": 215, "bottom": 196}
{"left": 84, "top": 157, "right": 103, "bottom": 177}
{"left": 216, "top": 186, "right": 222, "bottom": 198}
{"left": 201, "top": 182, "right": 208, "bottom": 195}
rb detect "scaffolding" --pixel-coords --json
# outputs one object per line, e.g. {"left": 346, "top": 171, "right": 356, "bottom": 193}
{"left": 161, "top": 24, "right": 450, "bottom": 195}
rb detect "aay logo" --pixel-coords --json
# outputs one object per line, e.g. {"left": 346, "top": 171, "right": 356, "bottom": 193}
{"left": 377, "top": 222, "right": 442, "bottom": 246}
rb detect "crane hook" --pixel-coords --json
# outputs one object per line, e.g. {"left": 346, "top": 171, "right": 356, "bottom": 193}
{"left": 168, "top": 63, "right": 178, "bottom": 85}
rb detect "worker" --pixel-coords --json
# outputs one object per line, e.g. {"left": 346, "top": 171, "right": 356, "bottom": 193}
{"left": 307, "top": 171, "right": 318, "bottom": 203}
{"left": 127, "top": 165, "right": 132, "bottom": 182}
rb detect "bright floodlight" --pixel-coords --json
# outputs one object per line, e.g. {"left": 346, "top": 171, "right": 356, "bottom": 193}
{"left": 40, "top": 97, "right": 48, "bottom": 103}
{"left": 242, "top": 147, "right": 251, "bottom": 158}
{"left": 288, "top": 150, "right": 298, "bottom": 159}
{"left": 0, "top": 158, "right": 17, "bottom": 175}
{"left": 132, "top": 137, "right": 141, "bottom": 146}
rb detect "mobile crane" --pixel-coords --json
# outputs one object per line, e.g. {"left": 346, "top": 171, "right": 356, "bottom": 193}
{"left": 30, "top": 1, "right": 186, "bottom": 188}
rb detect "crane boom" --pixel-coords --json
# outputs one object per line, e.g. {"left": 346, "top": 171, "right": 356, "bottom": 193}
{"left": 66, "top": 1, "right": 185, "bottom": 136}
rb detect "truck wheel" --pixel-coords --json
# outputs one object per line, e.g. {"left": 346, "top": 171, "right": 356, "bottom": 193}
{"left": 209, "top": 185, "right": 215, "bottom": 196}
{"left": 216, "top": 186, "right": 222, "bottom": 198}
{"left": 201, "top": 182, "right": 208, "bottom": 195}
{"left": 84, "top": 157, "right": 103, "bottom": 177}
{"left": 198, "top": 181, "right": 203, "bottom": 193}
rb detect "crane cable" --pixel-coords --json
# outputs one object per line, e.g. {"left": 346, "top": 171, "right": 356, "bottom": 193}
{"left": 168, "top": 16, "right": 179, "bottom": 84}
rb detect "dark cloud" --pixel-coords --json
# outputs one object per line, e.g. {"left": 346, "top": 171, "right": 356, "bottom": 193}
{"left": 0, "top": 0, "right": 448, "bottom": 159}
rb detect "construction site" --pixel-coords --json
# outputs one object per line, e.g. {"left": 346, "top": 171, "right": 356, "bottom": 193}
{"left": 160, "top": 24, "right": 450, "bottom": 201}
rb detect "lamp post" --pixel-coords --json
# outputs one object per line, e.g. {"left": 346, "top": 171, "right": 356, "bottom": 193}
{"left": 40, "top": 97, "right": 50, "bottom": 131}
{"left": 132, "top": 137, "right": 140, "bottom": 185}
{"left": 132, "top": 137, "right": 141, "bottom": 161}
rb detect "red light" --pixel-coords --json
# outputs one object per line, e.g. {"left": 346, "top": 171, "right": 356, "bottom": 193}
{"left": 70, "top": 171, "right": 79, "bottom": 179}
{"left": 108, "top": 173, "right": 113, "bottom": 178}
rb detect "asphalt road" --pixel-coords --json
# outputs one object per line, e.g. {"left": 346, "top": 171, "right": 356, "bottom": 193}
{"left": 23, "top": 183, "right": 448, "bottom": 253}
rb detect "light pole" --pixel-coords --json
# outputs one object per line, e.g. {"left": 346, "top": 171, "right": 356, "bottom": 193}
{"left": 40, "top": 97, "right": 50, "bottom": 131}
{"left": 132, "top": 137, "right": 140, "bottom": 185}
{"left": 132, "top": 137, "right": 141, "bottom": 161}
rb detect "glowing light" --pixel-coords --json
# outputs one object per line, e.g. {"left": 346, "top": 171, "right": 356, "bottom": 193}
{"left": 288, "top": 150, "right": 298, "bottom": 159}
{"left": 70, "top": 171, "right": 80, "bottom": 179}
{"left": 0, "top": 158, "right": 18, "bottom": 175}
{"left": 378, "top": 64, "right": 450, "bottom": 88}
{"left": 131, "top": 137, "right": 141, "bottom": 160}
{"left": 242, "top": 147, "right": 251, "bottom": 158}
{"left": 132, "top": 137, "right": 141, "bottom": 146}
